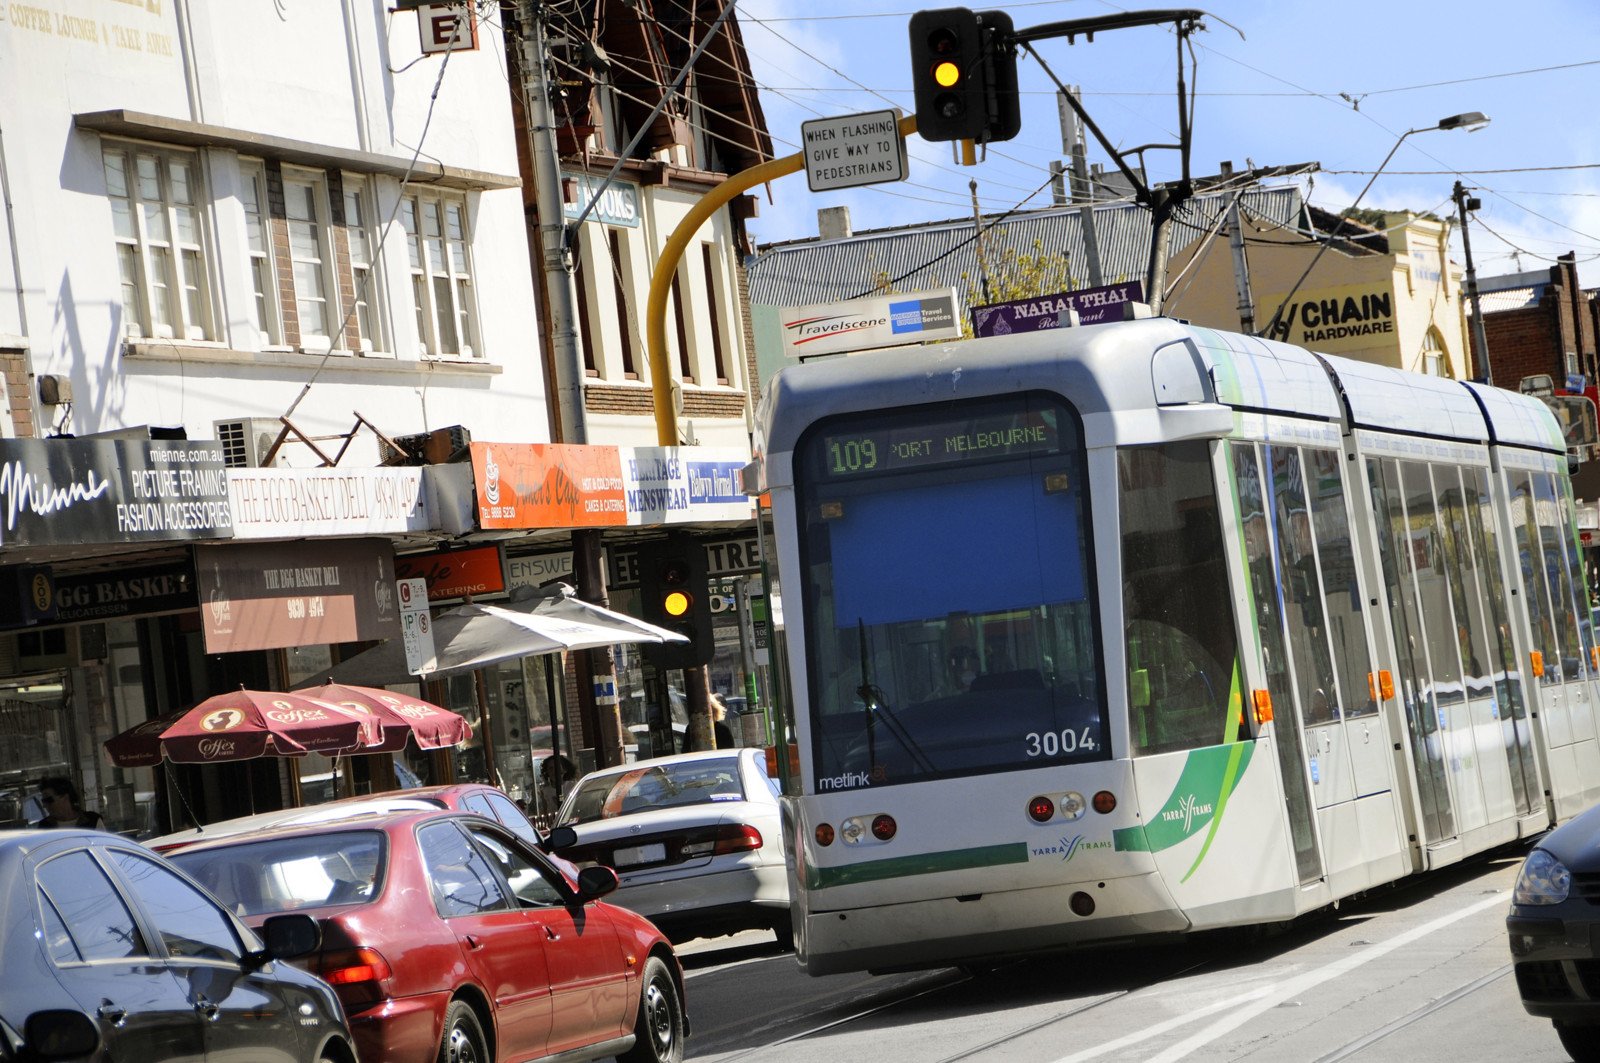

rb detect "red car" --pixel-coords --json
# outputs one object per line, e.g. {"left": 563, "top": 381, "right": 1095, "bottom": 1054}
{"left": 168, "top": 809, "right": 687, "bottom": 1063}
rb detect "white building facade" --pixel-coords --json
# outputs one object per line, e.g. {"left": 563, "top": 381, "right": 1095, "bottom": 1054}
{"left": 0, "top": 0, "right": 547, "bottom": 456}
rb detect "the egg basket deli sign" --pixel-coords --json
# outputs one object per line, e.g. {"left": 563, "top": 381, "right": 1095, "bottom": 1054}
{"left": 0, "top": 439, "right": 230, "bottom": 547}
{"left": 780, "top": 288, "right": 963, "bottom": 357}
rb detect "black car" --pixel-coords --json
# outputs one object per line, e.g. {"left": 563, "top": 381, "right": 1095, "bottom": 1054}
{"left": 1507, "top": 802, "right": 1600, "bottom": 1063}
{"left": 0, "top": 828, "right": 353, "bottom": 1062}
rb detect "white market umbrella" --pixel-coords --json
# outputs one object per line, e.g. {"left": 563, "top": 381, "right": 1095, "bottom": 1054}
{"left": 295, "top": 583, "right": 687, "bottom": 688}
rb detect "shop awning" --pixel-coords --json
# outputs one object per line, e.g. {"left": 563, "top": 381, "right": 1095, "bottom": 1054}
{"left": 293, "top": 583, "right": 685, "bottom": 687}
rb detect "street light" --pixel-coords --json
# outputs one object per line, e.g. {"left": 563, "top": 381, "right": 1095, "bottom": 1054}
{"left": 1260, "top": 111, "right": 1491, "bottom": 341}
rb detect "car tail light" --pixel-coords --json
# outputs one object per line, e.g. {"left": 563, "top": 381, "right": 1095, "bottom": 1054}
{"left": 870, "top": 814, "right": 896, "bottom": 841}
{"left": 682, "top": 824, "right": 763, "bottom": 857}
{"left": 315, "top": 947, "right": 392, "bottom": 1011}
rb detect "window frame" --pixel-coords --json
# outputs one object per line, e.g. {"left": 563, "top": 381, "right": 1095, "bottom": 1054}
{"left": 402, "top": 191, "right": 480, "bottom": 359}
{"left": 282, "top": 167, "right": 338, "bottom": 352}
{"left": 102, "top": 142, "right": 215, "bottom": 342}
{"left": 239, "top": 159, "right": 284, "bottom": 347}
{"left": 341, "top": 174, "right": 383, "bottom": 353}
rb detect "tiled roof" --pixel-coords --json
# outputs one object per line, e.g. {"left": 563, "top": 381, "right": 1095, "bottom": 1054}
{"left": 746, "top": 185, "right": 1306, "bottom": 308}
{"left": 1474, "top": 286, "right": 1543, "bottom": 314}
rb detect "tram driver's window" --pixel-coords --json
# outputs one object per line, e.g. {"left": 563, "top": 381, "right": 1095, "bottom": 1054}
{"left": 1120, "top": 442, "right": 1239, "bottom": 756}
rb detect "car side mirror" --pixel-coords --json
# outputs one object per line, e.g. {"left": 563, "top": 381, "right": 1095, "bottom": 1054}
{"left": 542, "top": 825, "right": 577, "bottom": 852}
{"left": 259, "top": 913, "right": 321, "bottom": 962}
{"left": 23, "top": 1010, "right": 101, "bottom": 1060}
{"left": 575, "top": 865, "right": 618, "bottom": 903}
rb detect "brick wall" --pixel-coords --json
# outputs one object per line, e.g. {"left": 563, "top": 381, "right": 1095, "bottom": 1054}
{"left": 0, "top": 350, "right": 33, "bottom": 437}
{"left": 584, "top": 382, "right": 746, "bottom": 418}
{"left": 1478, "top": 255, "right": 1600, "bottom": 388}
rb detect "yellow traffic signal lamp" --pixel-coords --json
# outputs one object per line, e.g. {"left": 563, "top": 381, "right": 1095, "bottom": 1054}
{"left": 663, "top": 589, "right": 692, "bottom": 618}
{"left": 934, "top": 60, "right": 961, "bottom": 88}
{"left": 638, "top": 533, "right": 713, "bottom": 670}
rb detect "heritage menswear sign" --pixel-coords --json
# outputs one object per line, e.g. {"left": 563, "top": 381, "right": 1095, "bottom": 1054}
{"left": 0, "top": 439, "right": 230, "bottom": 547}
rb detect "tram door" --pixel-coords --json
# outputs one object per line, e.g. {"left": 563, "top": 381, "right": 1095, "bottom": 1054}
{"left": 1231, "top": 443, "right": 1323, "bottom": 886}
{"left": 1507, "top": 467, "right": 1600, "bottom": 818}
{"left": 1369, "top": 458, "right": 1534, "bottom": 860}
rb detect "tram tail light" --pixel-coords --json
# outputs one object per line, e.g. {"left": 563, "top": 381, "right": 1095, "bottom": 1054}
{"left": 814, "top": 823, "right": 835, "bottom": 846}
{"left": 1027, "top": 795, "right": 1055, "bottom": 822}
{"left": 871, "top": 814, "right": 897, "bottom": 841}
{"left": 1092, "top": 790, "right": 1117, "bottom": 814}
{"left": 1252, "top": 689, "right": 1273, "bottom": 724}
{"left": 1531, "top": 651, "right": 1545, "bottom": 677}
{"left": 1378, "top": 670, "right": 1394, "bottom": 700}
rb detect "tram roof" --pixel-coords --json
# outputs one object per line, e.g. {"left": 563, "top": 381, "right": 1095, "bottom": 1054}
{"left": 756, "top": 319, "right": 1565, "bottom": 469}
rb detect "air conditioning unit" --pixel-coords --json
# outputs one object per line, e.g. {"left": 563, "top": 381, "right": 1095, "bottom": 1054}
{"left": 213, "top": 417, "right": 285, "bottom": 468}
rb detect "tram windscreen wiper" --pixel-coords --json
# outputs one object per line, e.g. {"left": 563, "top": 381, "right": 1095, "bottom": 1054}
{"left": 855, "top": 619, "right": 937, "bottom": 775}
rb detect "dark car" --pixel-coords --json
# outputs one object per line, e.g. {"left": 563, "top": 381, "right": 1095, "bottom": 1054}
{"left": 1507, "top": 801, "right": 1600, "bottom": 1062}
{"left": 169, "top": 809, "right": 688, "bottom": 1063}
{"left": 0, "top": 828, "right": 351, "bottom": 1063}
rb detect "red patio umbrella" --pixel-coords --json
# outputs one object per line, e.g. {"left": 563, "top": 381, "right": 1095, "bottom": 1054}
{"left": 311, "top": 682, "right": 472, "bottom": 753}
{"left": 104, "top": 708, "right": 192, "bottom": 768}
{"left": 106, "top": 688, "right": 381, "bottom": 766}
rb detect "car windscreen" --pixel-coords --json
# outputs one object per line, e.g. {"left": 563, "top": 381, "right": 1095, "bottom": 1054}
{"left": 170, "top": 830, "right": 385, "bottom": 917}
{"left": 560, "top": 757, "right": 746, "bottom": 825}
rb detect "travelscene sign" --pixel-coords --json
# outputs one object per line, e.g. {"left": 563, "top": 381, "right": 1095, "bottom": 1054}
{"left": 971, "top": 280, "right": 1144, "bottom": 337}
{"left": 228, "top": 467, "right": 428, "bottom": 539}
{"left": 780, "top": 288, "right": 963, "bottom": 358}
{"left": 0, "top": 439, "right": 230, "bottom": 547}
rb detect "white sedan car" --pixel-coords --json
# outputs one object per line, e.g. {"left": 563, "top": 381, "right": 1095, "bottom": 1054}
{"left": 552, "top": 747, "right": 792, "bottom": 947}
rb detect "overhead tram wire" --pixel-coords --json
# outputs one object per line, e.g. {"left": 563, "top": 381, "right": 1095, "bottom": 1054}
{"left": 632, "top": 12, "right": 1053, "bottom": 198}
{"left": 541, "top": 50, "right": 986, "bottom": 213}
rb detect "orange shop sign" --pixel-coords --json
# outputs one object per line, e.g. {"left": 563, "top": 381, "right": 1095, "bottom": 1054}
{"left": 472, "top": 443, "right": 627, "bottom": 529}
{"left": 395, "top": 544, "right": 506, "bottom": 602}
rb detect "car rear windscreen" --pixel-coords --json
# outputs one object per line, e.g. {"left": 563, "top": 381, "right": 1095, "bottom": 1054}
{"left": 171, "top": 830, "right": 385, "bottom": 917}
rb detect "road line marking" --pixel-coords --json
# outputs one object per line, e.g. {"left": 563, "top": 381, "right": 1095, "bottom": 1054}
{"left": 1049, "top": 890, "right": 1509, "bottom": 1063}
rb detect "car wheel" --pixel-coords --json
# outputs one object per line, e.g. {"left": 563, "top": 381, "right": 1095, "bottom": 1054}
{"left": 619, "top": 956, "right": 684, "bottom": 1063}
{"left": 1557, "top": 1022, "right": 1600, "bottom": 1063}
{"left": 436, "top": 1001, "right": 488, "bottom": 1063}
{"left": 773, "top": 914, "right": 794, "bottom": 951}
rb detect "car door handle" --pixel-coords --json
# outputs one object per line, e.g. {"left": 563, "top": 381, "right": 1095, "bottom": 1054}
{"left": 545, "top": 926, "right": 559, "bottom": 941}
{"left": 97, "top": 1002, "right": 127, "bottom": 1027}
{"left": 195, "top": 997, "right": 220, "bottom": 1021}
{"left": 464, "top": 934, "right": 484, "bottom": 951}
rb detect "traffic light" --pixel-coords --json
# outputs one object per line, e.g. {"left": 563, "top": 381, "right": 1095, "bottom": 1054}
{"left": 908, "top": 7, "right": 1020, "bottom": 144}
{"left": 637, "top": 533, "right": 713, "bottom": 670}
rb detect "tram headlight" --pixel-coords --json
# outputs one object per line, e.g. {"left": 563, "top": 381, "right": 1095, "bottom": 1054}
{"left": 840, "top": 819, "right": 866, "bottom": 844}
{"left": 1059, "top": 792, "right": 1086, "bottom": 820}
{"left": 1513, "top": 849, "right": 1571, "bottom": 906}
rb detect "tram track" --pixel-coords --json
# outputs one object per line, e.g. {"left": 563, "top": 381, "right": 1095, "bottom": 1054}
{"left": 1309, "top": 963, "right": 1513, "bottom": 1063}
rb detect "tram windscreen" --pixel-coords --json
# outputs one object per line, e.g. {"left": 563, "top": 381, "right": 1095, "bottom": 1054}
{"left": 795, "top": 393, "right": 1106, "bottom": 790}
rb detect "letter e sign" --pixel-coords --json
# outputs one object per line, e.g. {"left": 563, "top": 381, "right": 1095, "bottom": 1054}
{"left": 417, "top": 3, "right": 479, "bottom": 55}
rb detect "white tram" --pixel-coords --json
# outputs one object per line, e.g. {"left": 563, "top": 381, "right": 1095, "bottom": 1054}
{"left": 750, "top": 318, "right": 1600, "bottom": 976}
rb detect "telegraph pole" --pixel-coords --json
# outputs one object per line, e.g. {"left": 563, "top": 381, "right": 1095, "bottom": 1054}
{"left": 1453, "top": 180, "right": 1493, "bottom": 386}
{"left": 514, "top": 0, "right": 624, "bottom": 768}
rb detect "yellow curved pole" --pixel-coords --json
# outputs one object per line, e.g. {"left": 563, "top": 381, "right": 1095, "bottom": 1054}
{"left": 647, "top": 115, "right": 918, "bottom": 445}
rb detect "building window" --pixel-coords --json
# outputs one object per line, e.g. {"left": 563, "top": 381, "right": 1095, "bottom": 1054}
{"left": 1421, "top": 326, "right": 1447, "bottom": 377}
{"left": 609, "top": 228, "right": 637, "bottom": 377}
{"left": 239, "top": 162, "right": 281, "bottom": 346}
{"left": 102, "top": 145, "right": 212, "bottom": 341}
{"left": 671, "top": 267, "right": 692, "bottom": 383}
{"left": 402, "top": 193, "right": 478, "bottom": 357}
{"left": 701, "top": 243, "right": 727, "bottom": 383}
{"left": 283, "top": 171, "right": 335, "bottom": 350}
{"left": 342, "top": 177, "right": 380, "bottom": 351}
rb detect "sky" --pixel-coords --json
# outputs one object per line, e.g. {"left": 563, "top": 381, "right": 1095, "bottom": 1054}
{"left": 730, "top": 0, "right": 1600, "bottom": 287}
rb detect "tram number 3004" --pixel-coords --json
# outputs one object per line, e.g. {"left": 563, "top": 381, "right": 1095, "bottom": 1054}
{"left": 1025, "top": 729, "right": 1097, "bottom": 757}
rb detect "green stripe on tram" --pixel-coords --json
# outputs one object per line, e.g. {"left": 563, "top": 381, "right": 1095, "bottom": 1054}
{"left": 808, "top": 842, "right": 1029, "bottom": 890}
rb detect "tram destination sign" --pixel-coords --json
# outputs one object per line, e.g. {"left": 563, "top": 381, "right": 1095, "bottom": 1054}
{"left": 819, "top": 408, "right": 1063, "bottom": 479}
{"left": 801, "top": 109, "right": 908, "bottom": 192}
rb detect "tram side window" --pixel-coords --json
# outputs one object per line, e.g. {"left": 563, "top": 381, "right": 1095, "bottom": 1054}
{"left": 1508, "top": 470, "right": 1559, "bottom": 676}
{"left": 1305, "top": 449, "right": 1377, "bottom": 718}
{"left": 1532, "top": 471, "right": 1584, "bottom": 679}
{"left": 1401, "top": 461, "right": 1468, "bottom": 711}
{"left": 1120, "top": 442, "right": 1238, "bottom": 756}
{"left": 1235, "top": 443, "right": 1296, "bottom": 735}
{"left": 1267, "top": 445, "right": 1342, "bottom": 726}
